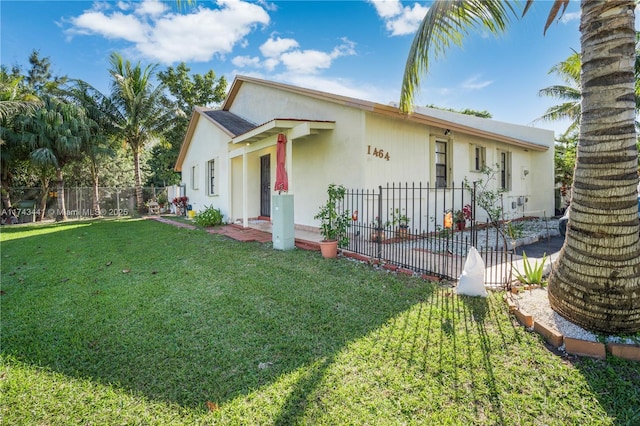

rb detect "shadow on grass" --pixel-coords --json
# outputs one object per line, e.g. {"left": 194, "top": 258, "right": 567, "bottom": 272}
{"left": 1, "top": 219, "right": 435, "bottom": 411}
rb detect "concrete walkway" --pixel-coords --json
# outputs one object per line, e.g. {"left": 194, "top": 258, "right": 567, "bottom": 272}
{"left": 147, "top": 216, "right": 322, "bottom": 250}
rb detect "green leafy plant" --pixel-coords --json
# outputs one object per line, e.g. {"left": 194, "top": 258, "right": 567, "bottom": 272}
{"left": 314, "top": 183, "right": 351, "bottom": 247}
{"left": 514, "top": 251, "right": 547, "bottom": 286}
{"left": 390, "top": 208, "right": 410, "bottom": 227}
{"left": 194, "top": 205, "right": 224, "bottom": 227}
{"left": 505, "top": 221, "right": 525, "bottom": 240}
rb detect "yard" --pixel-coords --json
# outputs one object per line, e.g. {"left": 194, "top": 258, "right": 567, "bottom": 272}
{"left": 1, "top": 219, "right": 638, "bottom": 425}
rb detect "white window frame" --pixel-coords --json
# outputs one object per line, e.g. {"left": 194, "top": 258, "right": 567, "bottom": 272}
{"left": 432, "top": 137, "right": 451, "bottom": 188}
{"left": 497, "top": 150, "right": 512, "bottom": 191}
{"left": 470, "top": 144, "right": 486, "bottom": 172}
{"left": 207, "top": 158, "right": 218, "bottom": 196}
{"left": 191, "top": 164, "right": 199, "bottom": 190}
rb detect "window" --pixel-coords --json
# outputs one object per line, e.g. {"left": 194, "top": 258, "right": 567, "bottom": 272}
{"left": 498, "top": 150, "right": 512, "bottom": 191}
{"left": 470, "top": 144, "right": 486, "bottom": 172}
{"left": 208, "top": 159, "right": 216, "bottom": 195}
{"left": 191, "top": 165, "right": 199, "bottom": 190}
{"left": 435, "top": 140, "right": 448, "bottom": 188}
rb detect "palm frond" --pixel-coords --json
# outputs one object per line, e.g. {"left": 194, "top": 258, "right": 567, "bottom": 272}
{"left": 400, "top": 0, "right": 521, "bottom": 113}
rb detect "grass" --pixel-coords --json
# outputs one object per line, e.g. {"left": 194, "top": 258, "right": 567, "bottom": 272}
{"left": 1, "top": 218, "right": 639, "bottom": 425}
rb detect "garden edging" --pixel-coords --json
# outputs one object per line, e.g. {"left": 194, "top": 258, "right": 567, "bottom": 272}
{"left": 504, "top": 294, "right": 640, "bottom": 361}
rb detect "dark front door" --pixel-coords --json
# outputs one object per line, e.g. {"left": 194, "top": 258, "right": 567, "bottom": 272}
{"left": 260, "top": 154, "right": 271, "bottom": 217}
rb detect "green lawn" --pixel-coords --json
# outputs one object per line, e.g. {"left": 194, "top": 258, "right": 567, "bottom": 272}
{"left": 1, "top": 219, "right": 638, "bottom": 425}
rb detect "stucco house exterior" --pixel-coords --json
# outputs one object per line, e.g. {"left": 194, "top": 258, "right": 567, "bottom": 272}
{"left": 175, "top": 75, "right": 555, "bottom": 231}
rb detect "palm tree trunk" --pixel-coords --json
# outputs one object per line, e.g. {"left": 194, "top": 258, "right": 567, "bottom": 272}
{"left": 90, "top": 162, "right": 101, "bottom": 217}
{"left": 548, "top": 0, "right": 640, "bottom": 333}
{"left": 133, "top": 149, "right": 144, "bottom": 213}
{"left": 56, "top": 168, "right": 67, "bottom": 221}
{"left": 38, "top": 175, "right": 49, "bottom": 222}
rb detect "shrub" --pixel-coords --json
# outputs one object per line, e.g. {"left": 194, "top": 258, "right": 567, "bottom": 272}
{"left": 194, "top": 205, "right": 224, "bottom": 227}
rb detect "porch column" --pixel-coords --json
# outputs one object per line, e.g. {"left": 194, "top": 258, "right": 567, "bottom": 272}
{"left": 242, "top": 149, "right": 248, "bottom": 228}
{"left": 286, "top": 131, "right": 293, "bottom": 192}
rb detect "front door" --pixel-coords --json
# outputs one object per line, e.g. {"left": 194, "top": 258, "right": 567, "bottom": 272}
{"left": 260, "top": 154, "right": 271, "bottom": 217}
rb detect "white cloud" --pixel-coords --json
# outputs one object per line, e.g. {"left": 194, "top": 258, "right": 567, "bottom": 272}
{"left": 280, "top": 49, "right": 333, "bottom": 74}
{"left": 234, "top": 36, "right": 356, "bottom": 75}
{"left": 69, "top": 11, "right": 149, "bottom": 43}
{"left": 369, "top": 0, "right": 428, "bottom": 36}
{"left": 260, "top": 36, "right": 299, "bottom": 58}
{"left": 232, "top": 55, "right": 262, "bottom": 68}
{"left": 461, "top": 76, "right": 493, "bottom": 90}
{"left": 560, "top": 12, "right": 580, "bottom": 24}
{"left": 66, "top": 0, "right": 270, "bottom": 63}
{"left": 135, "top": 0, "right": 166, "bottom": 17}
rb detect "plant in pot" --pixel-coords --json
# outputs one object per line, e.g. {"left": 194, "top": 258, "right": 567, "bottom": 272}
{"left": 390, "top": 208, "right": 410, "bottom": 239}
{"left": 370, "top": 216, "right": 388, "bottom": 242}
{"left": 314, "top": 183, "right": 351, "bottom": 258}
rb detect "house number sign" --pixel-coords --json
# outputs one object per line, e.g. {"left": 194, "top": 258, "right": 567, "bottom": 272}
{"left": 367, "top": 145, "right": 390, "bottom": 161}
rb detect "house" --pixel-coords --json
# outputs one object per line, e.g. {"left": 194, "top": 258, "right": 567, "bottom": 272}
{"left": 175, "top": 75, "right": 555, "bottom": 232}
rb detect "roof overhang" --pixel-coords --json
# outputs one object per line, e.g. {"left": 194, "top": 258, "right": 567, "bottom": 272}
{"left": 226, "top": 75, "right": 552, "bottom": 152}
{"left": 231, "top": 118, "right": 335, "bottom": 145}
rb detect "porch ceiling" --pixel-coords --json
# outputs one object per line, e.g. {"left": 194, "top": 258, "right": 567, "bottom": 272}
{"left": 231, "top": 118, "right": 335, "bottom": 145}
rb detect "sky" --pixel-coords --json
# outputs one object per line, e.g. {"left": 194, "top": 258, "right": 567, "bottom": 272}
{"left": 1, "top": 0, "right": 585, "bottom": 136}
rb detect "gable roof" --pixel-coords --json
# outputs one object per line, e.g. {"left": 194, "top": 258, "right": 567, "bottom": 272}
{"left": 175, "top": 107, "right": 257, "bottom": 171}
{"left": 176, "top": 75, "right": 554, "bottom": 171}
{"left": 202, "top": 110, "right": 256, "bottom": 136}
{"left": 224, "top": 75, "right": 553, "bottom": 152}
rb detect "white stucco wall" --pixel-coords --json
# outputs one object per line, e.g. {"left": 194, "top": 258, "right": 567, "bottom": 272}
{"left": 182, "top": 79, "right": 555, "bottom": 230}
{"left": 180, "top": 117, "right": 232, "bottom": 220}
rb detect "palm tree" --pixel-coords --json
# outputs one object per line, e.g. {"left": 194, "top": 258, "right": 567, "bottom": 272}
{"left": 108, "top": 52, "right": 170, "bottom": 211}
{"left": 17, "top": 95, "right": 88, "bottom": 220}
{"left": 64, "top": 80, "right": 118, "bottom": 216}
{"left": 536, "top": 51, "right": 582, "bottom": 138}
{"left": 0, "top": 68, "right": 42, "bottom": 210}
{"left": 0, "top": 68, "right": 41, "bottom": 122}
{"left": 401, "top": 0, "right": 640, "bottom": 333}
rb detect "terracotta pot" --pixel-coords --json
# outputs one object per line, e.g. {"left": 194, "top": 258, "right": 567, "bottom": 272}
{"left": 371, "top": 230, "right": 385, "bottom": 242}
{"left": 319, "top": 240, "right": 338, "bottom": 258}
{"left": 456, "top": 221, "right": 465, "bottom": 231}
{"left": 397, "top": 225, "right": 409, "bottom": 239}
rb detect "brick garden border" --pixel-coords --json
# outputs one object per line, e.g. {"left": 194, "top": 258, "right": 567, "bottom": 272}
{"left": 504, "top": 294, "right": 640, "bottom": 361}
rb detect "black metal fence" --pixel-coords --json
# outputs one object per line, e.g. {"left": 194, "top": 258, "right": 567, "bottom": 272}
{"left": 341, "top": 182, "right": 513, "bottom": 287}
{"left": 3, "top": 186, "right": 169, "bottom": 222}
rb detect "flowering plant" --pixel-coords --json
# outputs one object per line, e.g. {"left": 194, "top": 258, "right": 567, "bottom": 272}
{"left": 172, "top": 196, "right": 189, "bottom": 214}
{"left": 462, "top": 204, "right": 472, "bottom": 220}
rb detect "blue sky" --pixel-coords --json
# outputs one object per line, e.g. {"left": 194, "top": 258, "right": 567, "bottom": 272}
{"left": 1, "top": 0, "right": 584, "bottom": 135}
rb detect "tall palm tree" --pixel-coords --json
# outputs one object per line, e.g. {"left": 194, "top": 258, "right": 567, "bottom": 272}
{"left": 64, "top": 80, "right": 118, "bottom": 216}
{"left": 108, "top": 52, "right": 170, "bottom": 211}
{"left": 17, "top": 95, "right": 87, "bottom": 221}
{"left": 401, "top": 0, "right": 640, "bottom": 333}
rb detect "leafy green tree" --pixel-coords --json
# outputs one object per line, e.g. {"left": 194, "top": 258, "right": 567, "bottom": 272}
{"left": 401, "top": 1, "right": 640, "bottom": 333}
{"left": 64, "top": 80, "right": 118, "bottom": 216}
{"left": 25, "top": 49, "right": 67, "bottom": 95}
{"left": 0, "top": 67, "right": 41, "bottom": 210}
{"left": 108, "top": 52, "right": 171, "bottom": 211}
{"left": 425, "top": 104, "right": 492, "bottom": 118}
{"left": 17, "top": 95, "right": 88, "bottom": 220}
{"left": 150, "top": 63, "right": 227, "bottom": 186}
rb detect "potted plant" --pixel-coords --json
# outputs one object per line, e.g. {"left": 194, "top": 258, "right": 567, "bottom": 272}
{"left": 453, "top": 204, "right": 472, "bottom": 231}
{"left": 390, "top": 208, "right": 410, "bottom": 238}
{"left": 370, "top": 216, "right": 388, "bottom": 242}
{"left": 314, "top": 183, "right": 351, "bottom": 258}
